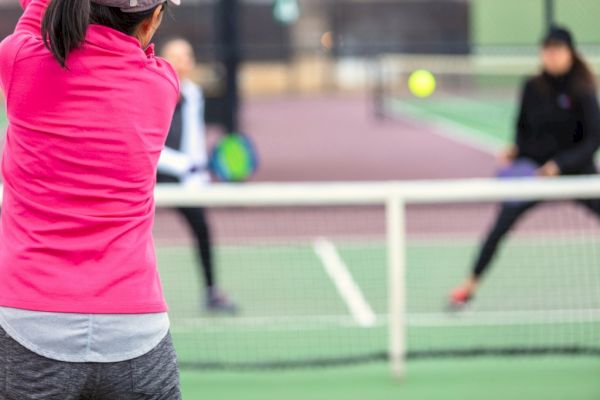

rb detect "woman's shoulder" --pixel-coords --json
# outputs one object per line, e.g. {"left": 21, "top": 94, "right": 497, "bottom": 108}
{"left": 0, "top": 33, "right": 32, "bottom": 95}
{"left": 570, "top": 79, "right": 597, "bottom": 100}
{"left": 520, "top": 74, "right": 545, "bottom": 97}
{"left": 146, "top": 55, "right": 181, "bottom": 97}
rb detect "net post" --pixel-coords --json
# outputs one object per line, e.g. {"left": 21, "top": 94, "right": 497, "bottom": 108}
{"left": 386, "top": 194, "right": 406, "bottom": 379}
{"left": 372, "top": 54, "right": 386, "bottom": 120}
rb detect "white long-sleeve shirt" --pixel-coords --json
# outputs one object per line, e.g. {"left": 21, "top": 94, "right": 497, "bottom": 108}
{"left": 157, "top": 79, "right": 210, "bottom": 185}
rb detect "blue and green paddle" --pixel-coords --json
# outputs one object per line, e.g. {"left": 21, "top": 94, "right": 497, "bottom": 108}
{"left": 209, "top": 134, "right": 258, "bottom": 182}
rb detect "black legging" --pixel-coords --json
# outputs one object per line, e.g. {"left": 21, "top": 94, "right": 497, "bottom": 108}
{"left": 176, "top": 207, "right": 215, "bottom": 289}
{"left": 473, "top": 198, "right": 600, "bottom": 278}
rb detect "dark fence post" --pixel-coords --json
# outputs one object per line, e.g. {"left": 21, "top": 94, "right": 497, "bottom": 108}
{"left": 545, "top": 0, "right": 555, "bottom": 30}
{"left": 218, "top": 0, "right": 241, "bottom": 134}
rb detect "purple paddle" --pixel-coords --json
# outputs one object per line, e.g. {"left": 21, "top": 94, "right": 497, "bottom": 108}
{"left": 496, "top": 158, "right": 539, "bottom": 206}
{"left": 497, "top": 158, "right": 539, "bottom": 179}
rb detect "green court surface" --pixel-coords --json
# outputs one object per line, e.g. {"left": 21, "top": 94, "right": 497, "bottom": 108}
{"left": 157, "top": 234, "right": 600, "bottom": 399}
{"left": 391, "top": 97, "right": 516, "bottom": 148}
{"left": 180, "top": 358, "right": 600, "bottom": 400}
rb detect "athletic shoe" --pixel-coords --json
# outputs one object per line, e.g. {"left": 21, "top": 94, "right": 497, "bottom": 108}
{"left": 447, "top": 286, "right": 473, "bottom": 311}
{"left": 206, "top": 288, "right": 239, "bottom": 315}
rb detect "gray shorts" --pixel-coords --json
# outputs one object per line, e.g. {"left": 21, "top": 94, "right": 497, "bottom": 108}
{"left": 0, "top": 327, "right": 181, "bottom": 400}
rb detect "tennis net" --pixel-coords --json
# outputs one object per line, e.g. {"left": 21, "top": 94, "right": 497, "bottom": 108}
{"left": 154, "top": 178, "right": 600, "bottom": 376}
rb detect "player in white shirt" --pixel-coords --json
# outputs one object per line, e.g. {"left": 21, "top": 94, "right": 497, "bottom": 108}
{"left": 158, "top": 38, "right": 237, "bottom": 314}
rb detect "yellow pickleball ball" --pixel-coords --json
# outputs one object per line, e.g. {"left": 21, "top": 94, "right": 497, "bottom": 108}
{"left": 408, "top": 69, "right": 436, "bottom": 98}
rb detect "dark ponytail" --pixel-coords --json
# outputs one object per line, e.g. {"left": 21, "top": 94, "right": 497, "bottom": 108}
{"left": 42, "top": 0, "right": 165, "bottom": 69}
{"left": 571, "top": 51, "right": 597, "bottom": 91}
{"left": 42, "top": 0, "right": 91, "bottom": 68}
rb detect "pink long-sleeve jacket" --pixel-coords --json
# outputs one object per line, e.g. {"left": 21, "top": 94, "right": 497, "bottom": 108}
{"left": 0, "top": 0, "right": 179, "bottom": 313}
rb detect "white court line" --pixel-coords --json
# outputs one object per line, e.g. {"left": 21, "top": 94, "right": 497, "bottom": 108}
{"left": 313, "top": 237, "right": 377, "bottom": 327}
{"left": 387, "top": 98, "right": 504, "bottom": 155}
{"left": 171, "top": 315, "right": 387, "bottom": 333}
{"left": 408, "top": 309, "right": 600, "bottom": 327}
{"left": 169, "top": 309, "right": 600, "bottom": 333}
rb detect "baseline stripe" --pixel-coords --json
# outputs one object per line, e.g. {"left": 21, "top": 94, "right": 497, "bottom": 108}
{"left": 313, "top": 237, "right": 377, "bottom": 327}
{"left": 170, "top": 309, "right": 600, "bottom": 333}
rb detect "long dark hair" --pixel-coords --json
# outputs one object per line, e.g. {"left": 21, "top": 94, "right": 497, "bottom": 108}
{"left": 569, "top": 51, "right": 597, "bottom": 91}
{"left": 539, "top": 44, "right": 597, "bottom": 94}
{"left": 41, "top": 0, "right": 164, "bottom": 68}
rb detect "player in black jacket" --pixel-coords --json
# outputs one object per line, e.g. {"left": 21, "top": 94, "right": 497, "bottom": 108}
{"left": 450, "top": 26, "right": 600, "bottom": 308}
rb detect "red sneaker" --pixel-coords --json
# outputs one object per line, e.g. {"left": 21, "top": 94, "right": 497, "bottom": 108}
{"left": 448, "top": 286, "right": 473, "bottom": 310}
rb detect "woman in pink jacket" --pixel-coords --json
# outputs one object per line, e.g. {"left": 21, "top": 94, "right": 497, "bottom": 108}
{"left": 0, "top": 0, "right": 182, "bottom": 398}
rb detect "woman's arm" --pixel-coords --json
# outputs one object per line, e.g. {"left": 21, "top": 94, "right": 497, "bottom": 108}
{"left": 496, "top": 80, "right": 531, "bottom": 166}
{"left": 553, "top": 90, "right": 600, "bottom": 174}
{"left": 15, "top": 0, "right": 51, "bottom": 37}
{"left": 157, "top": 147, "right": 197, "bottom": 178}
{"left": 514, "top": 80, "right": 532, "bottom": 157}
{"left": 0, "top": 0, "right": 50, "bottom": 97}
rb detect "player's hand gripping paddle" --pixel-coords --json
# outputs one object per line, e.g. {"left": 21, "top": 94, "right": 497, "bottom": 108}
{"left": 497, "top": 158, "right": 539, "bottom": 179}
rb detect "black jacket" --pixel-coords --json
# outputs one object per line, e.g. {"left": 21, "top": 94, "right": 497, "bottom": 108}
{"left": 516, "top": 71, "right": 600, "bottom": 174}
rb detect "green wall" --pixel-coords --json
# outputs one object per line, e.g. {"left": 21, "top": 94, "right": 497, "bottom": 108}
{"left": 472, "top": 0, "right": 544, "bottom": 46}
{"left": 472, "top": 0, "right": 600, "bottom": 46}
{"left": 556, "top": 0, "right": 600, "bottom": 43}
